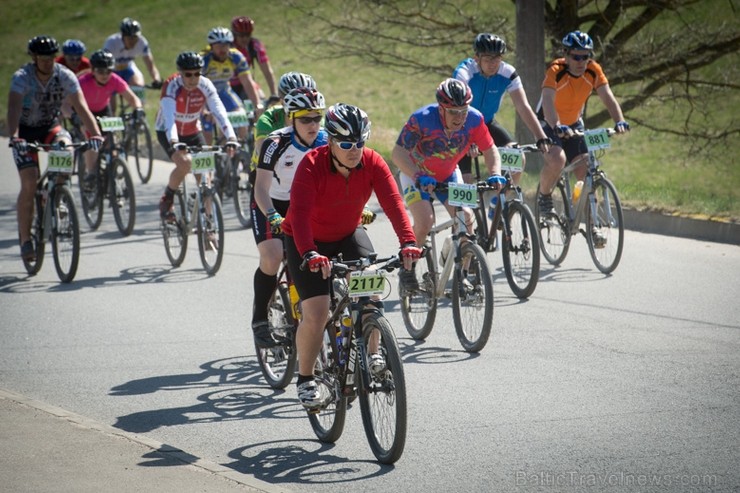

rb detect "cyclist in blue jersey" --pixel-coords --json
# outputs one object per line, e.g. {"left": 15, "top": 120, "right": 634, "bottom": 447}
{"left": 392, "top": 78, "right": 503, "bottom": 290}
{"left": 453, "top": 33, "right": 553, "bottom": 183}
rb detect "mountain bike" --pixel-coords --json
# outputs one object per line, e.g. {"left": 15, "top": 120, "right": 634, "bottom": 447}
{"left": 399, "top": 182, "right": 494, "bottom": 353}
{"left": 210, "top": 108, "right": 253, "bottom": 229}
{"left": 256, "top": 256, "right": 299, "bottom": 389}
{"left": 471, "top": 144, "right": 541, "bottom": 298}
{"left": 16, "top": 142, "right": 86, "bottom": 283}
{"left": 160, "top": 145, "right": 226, "bottom": 275}
{"left": 77, "top": 114, "right": 136, "bottom": 236}
{"left": 535, "top": 127, "right": 625, "bottom": 274}
{"left": 119, "top": 85, "right": 155, "bottom": 184}
{"left": 306, "top": 254, "right": 407, "bottom": 465}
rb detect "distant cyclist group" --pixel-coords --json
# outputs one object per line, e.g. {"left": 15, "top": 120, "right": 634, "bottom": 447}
{"left": 7, "top": 16, "right": 630, "bottom": 423}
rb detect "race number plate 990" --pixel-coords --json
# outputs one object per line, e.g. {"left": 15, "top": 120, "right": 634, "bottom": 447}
{"left": 447, "top": 182, "right": 477, "bottom": 207}
{"left": 191, "top": 152, "right": 216, "bottom": 175}
{"left": 349, "top": 271, "right": 386, "bottom": 296}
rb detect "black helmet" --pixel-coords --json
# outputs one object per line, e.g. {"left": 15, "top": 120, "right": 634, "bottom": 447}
{"left": 278, "top": 72, "right": 316, "bottom": 98}
{"left": 436, "top": 78, "right": 473, "bottom": 108}
{"left": 120, "top": 17, "right": 142, "bottom": 36}
{"left": 176, "top": 51, "right": 204, "bottom": 71}
{"left": 325, "top": 103, "right": 371, "bottom": 142}
{"left": 473, "top": 33, "right": 506, "bottom": 55}
{"left": 90, "top": 49, "right": 115, "bottom": 70}
{"left": 562, "top": 30, "right": 594, "bottom": 51}
{"left": 28, "top": 35, "right": 59, "bottom": 56}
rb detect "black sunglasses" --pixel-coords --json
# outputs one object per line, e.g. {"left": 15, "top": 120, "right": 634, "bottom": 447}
{"left": 296, "top": 115, "right": 323, "bottom": 124}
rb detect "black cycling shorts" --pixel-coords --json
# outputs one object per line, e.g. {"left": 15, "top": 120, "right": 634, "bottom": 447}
{"left": 458, "top": 121, "right": 515, "bottom": 176}
{"left": 156, "top": 131, "right": 206, "bottom": 159}
{"left": 285, "top": 227, "right": 374, "bottom": 301}
{"left": 251, "top": 198, "right": 289, "bottom": 245}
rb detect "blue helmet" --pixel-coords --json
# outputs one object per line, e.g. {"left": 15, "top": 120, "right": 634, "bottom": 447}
{"left": 562, "top": 31, "right": 593, "bottom": 51}
{"left": 62, "top": 39, "right": 86, "bottom": 56}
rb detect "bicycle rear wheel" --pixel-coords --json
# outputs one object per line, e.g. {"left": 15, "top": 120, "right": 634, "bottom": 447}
{"left": 79, "top": 159, "right": 104, "bottom": 231}
{"left": 586, "top": 176, "right": 624, "bottom": 274}
{"left": 51, "top": 186, "right": 80, "bottom": 283}
{"left": 232, "top": 152, "right": 253, "bottom": 228}
{"left": 133, "top": 119, "right": 153, "bottom": 184}
{"left": 162, "top": 190, "right": 188, "bottom": 267}
{"left": 536, "top": 182, "right": 571, "bottom": 266}
{"left": 197, "top": 191, "right": 225, "bottom": 275}
{"left": 22, "top": 193, "right": 45, "bottom": 275}
{"left": 256, "top": 283, "right": 297, "bottom": 389}
{"left": 308, "top": 332, "right": 347, "bottom": 443}
{"left": 358, "top": 313, "right": 407, "bottom": 464}
{"left": 502, "top": 201, "right": 540, "bottom": 298}
{"left": 452, "top": 242, "right": 494, "bottom": 353}
{"left": 399, "top": 250, "right": 437, "bottom": 340}
{"left": 110, "top": 158, "right": 136, "bottom": 236}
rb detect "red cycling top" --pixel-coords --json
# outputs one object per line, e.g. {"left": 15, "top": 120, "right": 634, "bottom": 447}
{"left": 155, "top": 73, "right": 236, "bottom": 141}
{"left": 78, "top": 72, "right": 129, "bottom": 113}
{"left": 282, "top": 146, "right": 416, "bottom": 256}
{"left": 54, "top": 55, "right": 92, "bottom": 76}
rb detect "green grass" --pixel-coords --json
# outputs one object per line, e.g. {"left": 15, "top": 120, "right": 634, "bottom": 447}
{"left": 1, "top": 0, "right": 738, "bottom": 221}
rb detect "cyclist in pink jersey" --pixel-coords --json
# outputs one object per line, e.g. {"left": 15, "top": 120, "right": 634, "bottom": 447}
{"left": 154, "top": 51, "right": 238, "bottom": 221}
{"left": 78, "top": 49, "right": 144, "bottom": 190}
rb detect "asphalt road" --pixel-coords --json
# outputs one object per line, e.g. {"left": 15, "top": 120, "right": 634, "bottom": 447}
{"left": 1, "top": 137, "right": 738, "bottom": 492}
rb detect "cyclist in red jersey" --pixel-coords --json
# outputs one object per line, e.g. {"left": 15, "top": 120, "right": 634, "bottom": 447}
{"left": 281, "top": 103, "right": 421, "bottom": 409}
{"left": 229, "top": 16, "right": 277, "bottom": 102}
{"left": 55, "top": 39, "right": 91, "bottom": 76}
{"left": 535, "top": 31, "right": 629, "bottom": 247}
{"left": 154, "top": 51, "right": 238, "bottom": 221}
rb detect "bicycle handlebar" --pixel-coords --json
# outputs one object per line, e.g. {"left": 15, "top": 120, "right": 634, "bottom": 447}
{"left": 331, "top": 254, "right": 401, "bottom": 276}
{"left": 10, "top": 141, "right": 89, "bottom": 152}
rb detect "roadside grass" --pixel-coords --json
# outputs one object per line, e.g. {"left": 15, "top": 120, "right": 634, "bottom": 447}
{"left": 1, "top": 0, "right": 737, "bottom": 221}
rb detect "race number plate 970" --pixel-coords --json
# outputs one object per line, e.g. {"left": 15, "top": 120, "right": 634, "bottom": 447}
{"left": 191, "top": 152, "right": 216, "bottom": 175}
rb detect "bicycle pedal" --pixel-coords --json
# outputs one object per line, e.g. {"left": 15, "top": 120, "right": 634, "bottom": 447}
{"left": 305, "top": 407, "right": 321, "bottom": 415}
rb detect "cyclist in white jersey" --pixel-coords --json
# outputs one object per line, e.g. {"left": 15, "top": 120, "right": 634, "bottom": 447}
{"left": 103, "top": 17, "right": 162, "bottom": 89}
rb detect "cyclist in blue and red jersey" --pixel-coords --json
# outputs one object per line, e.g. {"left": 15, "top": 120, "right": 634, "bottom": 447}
{"left": 200, "top": 26, "right": 262, "bottom": 144}
{"left": 392, "top": 78, "right": 502, "bottom": 290}
{"left": 55, "top": 39, "right": 91, "bottom": 77}
{"left": 229, "top": 16, "right": 277, "bottom": 102}
{"left": 281, "top": 103, "right": 420, "bottom": 409}
{"left": 453, "top": 33, "right": 552, "bottom": 183}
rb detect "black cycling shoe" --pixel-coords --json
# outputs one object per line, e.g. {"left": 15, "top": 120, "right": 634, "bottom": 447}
{"left": 252, "top": 320, "right": 278, "bottom": 348}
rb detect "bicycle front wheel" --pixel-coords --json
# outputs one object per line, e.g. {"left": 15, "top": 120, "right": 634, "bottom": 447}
{"left": 308, "top": 333, "right": 347, "bottom": 443}
{"left": 359, "top": 313, "right": 407, "bottom": 464}
{"left": 197, "top": 191, "right": 225, "bottom": 275}
{"left": 51, "top": 186, "right": 80, "bottom": 283}
{"left": 536, "top": 182, "right": 571, "bottom": 266}
{"left": 257, "top": 283, "right": 297, "bottom": 389}
{"left": 232, "top": 152, "right": 253, "bottom": 229}
{"left": 162, "top": 190, "right": 188, "bottom": 267}
{"left": 133, "top": 119, "right": 153, "bottom": 184}
{"left": 586, "top": 176, "right": 624, "bottom": 274}
{"left": 110, "top": 158, "right": 136, "bottom": 236}
{"left": 399, "top": 250, "right": 437, "bottom": 340}
{"left": 502, "top": 201, "right": 540, "bottom": 298}
{"left": 452, "top": 242, "right": 494, "bottom": 353}
{"left": 23, "top": 193, "right": 45, "bottom": 275}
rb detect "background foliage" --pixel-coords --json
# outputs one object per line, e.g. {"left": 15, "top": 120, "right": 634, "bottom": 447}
{"left": 1, "top": 0, "right": 738, "bottom": 220}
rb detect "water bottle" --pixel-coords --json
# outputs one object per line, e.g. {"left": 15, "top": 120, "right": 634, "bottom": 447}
{"left": 288, "top": 282, "right": 300, "bottom": 320}
{"left": 573, "top": 180, "right": 584, "bottom": 204}
{"left": 488, "top": 195, "right": 498, "bottom": 219}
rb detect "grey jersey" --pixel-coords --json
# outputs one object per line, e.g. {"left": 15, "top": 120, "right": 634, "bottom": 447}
{"left": 10, "top": 62, "right": 80, "bottom": 128}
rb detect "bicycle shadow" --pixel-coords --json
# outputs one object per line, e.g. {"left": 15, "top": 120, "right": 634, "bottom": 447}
{"left": 111, "top": 355, "right": 304, "bottom": 434}
{"left": 0, "top": 264, "right": 211, "bottom": 293}
{"left": 225, "top": 439, "right": 396, "bottom": 485}
{"left": 536, "top": 265, "right": 613, "bottom": 283}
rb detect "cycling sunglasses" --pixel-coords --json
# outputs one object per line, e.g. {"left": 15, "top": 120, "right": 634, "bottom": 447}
{"left": 569, "top": 53, "right": 591, "bottom": 61}
{"left": 296, "top": 115, "right": 323, "bottom": 124}
{"left": 336, "top": 140, "right": 365, "bottom": 150}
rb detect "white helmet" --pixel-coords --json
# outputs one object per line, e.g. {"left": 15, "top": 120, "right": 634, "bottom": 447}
{"left": 207, "top": 27, "right": 234, "bottom": 45}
